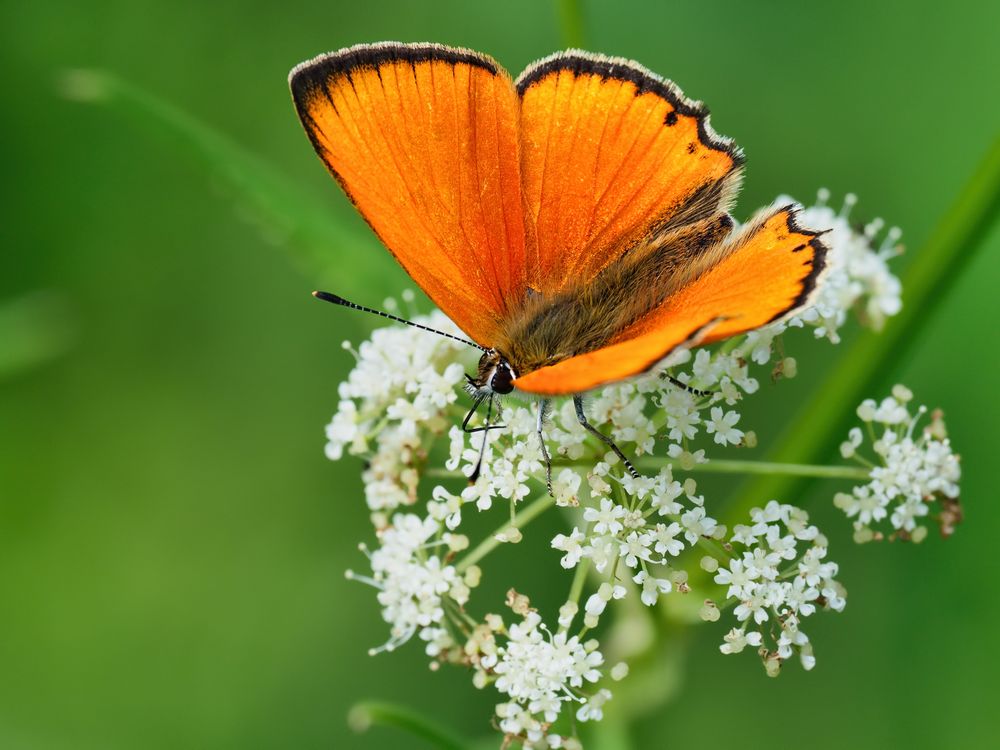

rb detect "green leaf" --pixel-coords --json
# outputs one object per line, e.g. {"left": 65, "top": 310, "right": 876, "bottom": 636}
{"left": 348, "top": 701, "right": 472, "bottom": 750}
{"left": 723, "top": 134, "right": 1000, "bottom": 526}
{"left": 59, "top": 69, "right": 382, "bottom": 293}
{"left": 0, "top": 291, "right": 74, "bottom": 380}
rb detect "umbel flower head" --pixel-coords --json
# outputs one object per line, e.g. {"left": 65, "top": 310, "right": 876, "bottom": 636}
{"left": 326, "top": 193, "right": 958, "bottom": 748}
{"left": 836, "top": 384, "right": 962, "bottom": 542}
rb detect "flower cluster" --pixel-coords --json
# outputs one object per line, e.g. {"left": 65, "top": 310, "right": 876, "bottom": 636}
{"left": 490, "top": 603, "right": 610, "bottom": 748}
{"left": 836, "top": 385, "right": 962, "bottom": 542}
{"left": 551, "top": 466, "right": 719, "bottom": 617}
{"left": 744, "top": 190, "right": 904, "bottom": 356}
{"left": 709, "top": 501, "right": 846, "bottom": 674}
{"left": 325, "top": 306, "right": 469, "bottom": 521}
{"left": 322, "top": 193, "right": 957, "bottom": 746}
{"left": 345, "top": 511, "right": 476, "bottom": 657}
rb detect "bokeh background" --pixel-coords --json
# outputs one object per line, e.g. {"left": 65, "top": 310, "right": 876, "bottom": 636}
{"left": 3, "top": 1, "right": 999, "bottom": 748}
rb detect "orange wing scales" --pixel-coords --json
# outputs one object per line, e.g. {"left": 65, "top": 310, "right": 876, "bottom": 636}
{"left": 636, "top": 205, "right": 827, "bottom": 344}
{"left": 516, "top": 52, "right": 744, "bottom": 294}
{"left": 514, "top": 205, "right": 827, "bottom": 396}
{"left": 292, "top": 45, "right": 830, "bottom": 398}
{"left": 290, "top": 43, "right": 527, "bottom": 346}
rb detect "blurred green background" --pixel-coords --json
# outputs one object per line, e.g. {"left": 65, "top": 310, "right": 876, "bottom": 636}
{"left": 3, "top": 0, "right": 999, "bottom": 748}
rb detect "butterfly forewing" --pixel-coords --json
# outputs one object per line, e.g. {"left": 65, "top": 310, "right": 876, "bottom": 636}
{"left": 515, "top": 51, "right": 744, "bottom": 295}
{"left": 290, "top": 43, "right": 526, "bottom": 346}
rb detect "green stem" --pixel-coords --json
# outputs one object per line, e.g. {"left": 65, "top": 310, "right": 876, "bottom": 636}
{"left": 428, "top": 458, "right": 869, "bottom": 482}
{"left": 348, "top": 701, "right": 470, "bottom": 750}
{"left": 456, "top": 493, "right": 557, "bottom": 573}
{"left": 560, "top": 557, "right": 592, "bottom": 634}
{"left": 723, "top": 134, "right": 1000, "bottom": 526}
{"left": 556, "top": 0, "right": 586, "bottom": 47}
{"left": 661, "top": 458, "right": 869, "bottom": 480}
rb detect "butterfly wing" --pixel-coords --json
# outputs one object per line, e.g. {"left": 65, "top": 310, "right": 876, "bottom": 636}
{"left": 515, "top": 51, "right": 744, "bottom": 295}
{"left": 513, "top": 205, "right": 827, "bottom": 395}
{"left": 290, "top": 43, "right": 526, "bottom": 346}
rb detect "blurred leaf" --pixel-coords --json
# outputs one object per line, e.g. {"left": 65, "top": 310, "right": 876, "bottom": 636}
{"left": 584, "top": 717, "right": 635, "bottom": 750}
{"left": 0, "top": 291, "right": 74, "bottom": 380}
{"left": 348, "top": 701, "right": 472, "bottom": 750}
{"left": 59, "top": 68, "right": 383, "bottom": 292}
{"left": 724, "top": 134, "right": 1000, "bottom": 525}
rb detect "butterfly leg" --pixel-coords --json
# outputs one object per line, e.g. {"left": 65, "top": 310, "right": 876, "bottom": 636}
{"left": 573, "top": 396, "right": 640, "bottom": 479}
{"left": 469, "top": 395, "right": 498, "bottom": 484}
{"left": 536, "top": 399, "right": 553, "bottom": 496}
{"left": 462, "top": 394, "right": 505, "bottom": 434}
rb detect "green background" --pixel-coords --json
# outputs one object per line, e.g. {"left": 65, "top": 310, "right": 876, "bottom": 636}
{"left": 3, "top": 0, "right": 999, "bottom": 748}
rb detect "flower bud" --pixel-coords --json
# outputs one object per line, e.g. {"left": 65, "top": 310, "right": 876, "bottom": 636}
{"left": 611, "top": 662, "right": 629, "bottom": 681}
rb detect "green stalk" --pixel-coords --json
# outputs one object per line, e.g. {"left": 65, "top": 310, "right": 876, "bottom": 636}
{"left": 724, "top": 135, "right": 1000, "bottom": 525}
{"left": 348, "top": 701, "right": 470, "bottom": 750}
{"left": 556, "top": 0, "right": 586, "bottom": 48}
{"left": 428, "top": 458, "right": 869, "bottom": 482}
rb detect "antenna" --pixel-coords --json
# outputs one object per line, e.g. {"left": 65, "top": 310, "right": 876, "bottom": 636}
{"left": 312, "top": 291, "right": 485, "bottom": 351}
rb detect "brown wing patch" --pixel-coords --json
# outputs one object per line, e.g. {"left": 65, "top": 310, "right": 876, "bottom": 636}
{"left": 617, "top": 204, "right": 828, "bottom": 344}
{"left": 513, "top": 204, "right": 827, "bottom": 395}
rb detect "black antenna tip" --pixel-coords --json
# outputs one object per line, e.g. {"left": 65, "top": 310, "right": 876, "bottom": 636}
{"left": 312, "top": 290, "right": 344, "bottom": 305}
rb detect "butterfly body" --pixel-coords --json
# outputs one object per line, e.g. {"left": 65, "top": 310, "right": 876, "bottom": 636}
{"left": 293, "top": 41, "right": 827, "bottom": 452}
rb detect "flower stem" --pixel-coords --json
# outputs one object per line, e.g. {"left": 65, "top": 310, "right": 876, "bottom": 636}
{"left": 723, "top": 134, "right": 1000, "bottom": 527}
{"left": 348, "top": 701, "right": 470, "bottom": 750}
{"left": 636, "top": 457, "right": 870, "bottom": 480}
{"left": 456, "top": 493, "right": 557, "bottom": 573}
{"left": 556, "top": 0, "right": 586, "bottom": 47}
{"left": 428, "top": 458, "right": 869, "bottom": 482}
{"left": 560, "top": 557, "right": 592, "bottom": 634}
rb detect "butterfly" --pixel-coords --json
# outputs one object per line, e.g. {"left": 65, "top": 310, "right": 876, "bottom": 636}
{"left": 290, "top": 42, "right": 827, "bottom": 488}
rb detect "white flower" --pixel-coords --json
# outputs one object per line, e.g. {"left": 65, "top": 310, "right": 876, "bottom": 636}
{"left": 652, "top": 522, "right": 685, "bottom": 557}
{"left": 584, "top": 535, "right": 621, "bottom": 574}
{"left": 583, "top": 497, "right": 626, "bottom": 535}
{"left": 551, "top": 527, "right": 586, "bottom": 569}
{"left": 720, "top": 627, "right": 763, "bottom": 654}
{"left": 493, "top": 611, "right": 609, "bottom": 739}
{"left": 633, "top": 570, "right": 672, "bottom": 606}
{"left": 356, "top": 513, "right": 464, "bottom": 654}
{"left": 705, "top": 407, "right": 744, "bottom": 446}
{"left": 680, "top": 505, "right": 717, "bottom": 544}
{"left": 551, "top": 469, "right": 582, "bottom": 506}
{"left": 714, "top": 558, "right": 758, "bottom": 599}
{"left": 838, "top": 390, "right": 961, "bottom": 540}
{"left": 715, "top": 503, "right": 846, "bottom": 672}
{"left": 774, "top": 191, "right": 903, "bottom": 342}
{"left": 619, "top": 531, "right": 655, "bottom": 568}
{"left": 576, "top": 689, "right": 612, "bottom": 722}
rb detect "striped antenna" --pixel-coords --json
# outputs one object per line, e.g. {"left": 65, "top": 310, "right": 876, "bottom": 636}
{"left": 312, "top": 291, "right": 485, "bottom": 351}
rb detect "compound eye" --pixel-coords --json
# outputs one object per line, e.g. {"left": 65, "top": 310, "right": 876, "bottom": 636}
{"left": 491, "top": 363, "right": 515, "bottom": 394}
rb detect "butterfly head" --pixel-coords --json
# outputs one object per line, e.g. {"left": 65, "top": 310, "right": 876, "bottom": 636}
{"left": 468, "top": 349, "right": 517, "bottom": 396}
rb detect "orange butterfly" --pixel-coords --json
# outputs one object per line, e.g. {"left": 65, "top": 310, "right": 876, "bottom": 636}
{"left": 290, "top": 42, "right": 827, "bottom": 486}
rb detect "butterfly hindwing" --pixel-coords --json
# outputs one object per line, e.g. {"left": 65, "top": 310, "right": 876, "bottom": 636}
{"left": 513, "top": 205, "right": 827, "bottom": 395}
{"left": 515, "top": 51, "right": 744, "bottom": 295}
{"left": 290, "top": 42, "right": 527, "bottom": 346}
